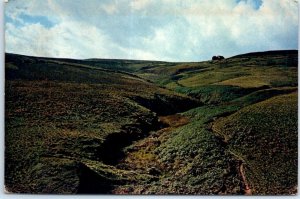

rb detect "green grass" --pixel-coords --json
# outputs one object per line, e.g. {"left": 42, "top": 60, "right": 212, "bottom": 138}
{"left": 216, "top": 67, "right": 297, "bottom": 88}
{"left": 213, "top": 92, "right": 298, "bottom": 194}
{"left": 5, "top": 50, "right": 298, "bottom": 194}
{"left": 134, "top": 50, "right": 297, "bottom": 93}
{"left": 174, "top": 85, "right": 256, "bottom": 104}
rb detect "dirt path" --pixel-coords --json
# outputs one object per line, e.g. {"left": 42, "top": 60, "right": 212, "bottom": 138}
{"left": 239, "top": 161, "right": 252, "bottom": 195}
{"left": 211, "top": 123, "right": 252, "bottom": 195}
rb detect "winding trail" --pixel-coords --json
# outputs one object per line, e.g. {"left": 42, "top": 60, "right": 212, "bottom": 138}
{"left": 239, "top": 162, "right": 252, "bottom": 195}
{"left": 212, "top": 123, "right": 252, "bottom": 195}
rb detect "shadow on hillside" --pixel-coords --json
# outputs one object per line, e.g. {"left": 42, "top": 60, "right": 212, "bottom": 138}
{"left": 77, "top": 163, "right": 113, "bottom": 194}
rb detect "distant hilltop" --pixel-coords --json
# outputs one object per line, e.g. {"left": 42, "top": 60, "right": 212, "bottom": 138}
{"left": 229, "top": 50, "right": 298, "bottom": 59}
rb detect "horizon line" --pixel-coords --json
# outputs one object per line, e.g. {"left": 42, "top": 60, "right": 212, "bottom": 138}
{"left": 5, "top": 49, "right": 298, "bottom": 63}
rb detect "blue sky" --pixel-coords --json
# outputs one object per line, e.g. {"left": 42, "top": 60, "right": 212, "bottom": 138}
{"left": 5, "top": 0, "right": 298, "bottom": 61}
{"left": 236, "top": 0, "right": 263, "bottom": 9}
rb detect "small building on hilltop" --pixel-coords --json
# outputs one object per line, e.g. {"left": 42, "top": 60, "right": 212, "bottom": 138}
{"left": 212, "top": 55, "right": 225, "bottom": 61}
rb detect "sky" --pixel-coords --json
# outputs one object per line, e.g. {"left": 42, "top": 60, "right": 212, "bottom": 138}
{"left": 4, "top": 0, "right": 299, "bottom": 62}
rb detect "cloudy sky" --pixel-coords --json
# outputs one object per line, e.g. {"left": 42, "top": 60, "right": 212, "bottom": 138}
{"left": 5, "top": 0, "right": 298, "bottom": 61}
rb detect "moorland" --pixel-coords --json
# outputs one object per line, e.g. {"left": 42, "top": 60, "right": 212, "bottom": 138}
{"left": 5, "top": 50, "right": 298, "bottom": 194}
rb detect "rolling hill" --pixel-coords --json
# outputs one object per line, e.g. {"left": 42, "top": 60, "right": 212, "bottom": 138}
{"left": 5, "top": 50, "right": 298, "bottom": 194}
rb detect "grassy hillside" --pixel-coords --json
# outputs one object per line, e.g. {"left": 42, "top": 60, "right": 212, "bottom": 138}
{"left": 135, "top": 50, "right": 297, "bottom": 102}
{"left": 5, "top": 53, "right": 199, "bottom": 193}
{"left": 213, "top": 92, "right": 298, "bottom": 194}
{"left": 5, "top": 50, "right": 298, "bottom": 195}
{"left": 6, "top": 53, "right": 167, "bottom": 73}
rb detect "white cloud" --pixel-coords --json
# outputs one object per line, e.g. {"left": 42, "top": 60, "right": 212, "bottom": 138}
{"left": 5, "top": 0, "right": 298, "bottom": 61}
{"left": 5, "top": 20, "right": 124, "bottom": 59}
{"left": 130, "top": 0, "right": 152, "bottom": 11}
{"left": 102, "top": 3, "right": 118, "bottom": 15}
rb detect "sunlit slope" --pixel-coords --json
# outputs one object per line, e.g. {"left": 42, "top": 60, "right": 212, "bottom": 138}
{"left": 135, "top": 50, "right": 297, "bottom": 104}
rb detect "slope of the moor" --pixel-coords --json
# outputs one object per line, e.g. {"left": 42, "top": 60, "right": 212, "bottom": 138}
{"left": 5, "top": 53, "right": 199, "bottom": 193}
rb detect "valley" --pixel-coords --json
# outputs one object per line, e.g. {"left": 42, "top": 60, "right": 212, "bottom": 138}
{"left": 5, "top": 50, "right": 298, "bottom": 195}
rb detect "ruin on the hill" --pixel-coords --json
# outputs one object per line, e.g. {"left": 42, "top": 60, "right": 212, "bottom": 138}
{"left": 212, "top": 55, "right": 225, "bottom": 61}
